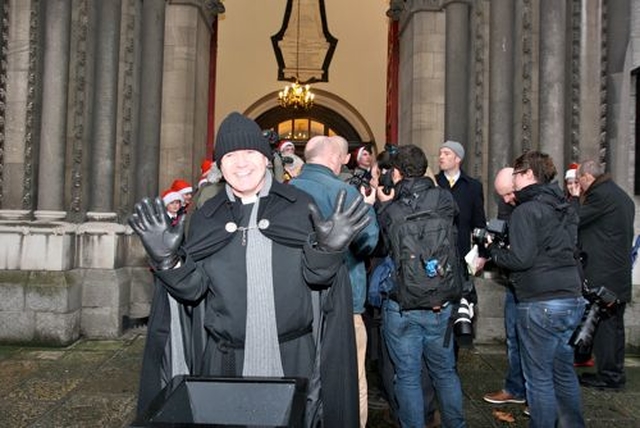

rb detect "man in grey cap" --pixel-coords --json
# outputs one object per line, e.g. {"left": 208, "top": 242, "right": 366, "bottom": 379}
{"left": 436, "top": 140, "right": 487, "bottom": 270}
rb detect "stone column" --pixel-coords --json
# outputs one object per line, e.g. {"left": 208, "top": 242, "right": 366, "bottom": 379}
{"left": 538, "top": 0, "right": 566, "bottom": 167}
{"left": 604, "top": 0, "right": 631, "bottom": 183}
{"left": 135, "top": 0, "right": 166, "bottom": 201}
{"left": 488, "top": 0, "right": 514, "bottom": 215}
{"left": 444, "top": 1, "right": 470, "bottom": 151}
{"left": 87, "top": 0, "right": 121, "bottom": 221}
{"left": 34, "top": 0, "right": 72, "bottom": 220}
{"left": 397, "top": 1, "right": 446, "bottom": 171}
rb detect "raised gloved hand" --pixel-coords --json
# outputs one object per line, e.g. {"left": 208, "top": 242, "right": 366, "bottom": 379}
{"left": 310, "top": 189, "right": 371, "bottom": 252}
{"left": 128, "top": 197, "right": 184, "bottom": 270}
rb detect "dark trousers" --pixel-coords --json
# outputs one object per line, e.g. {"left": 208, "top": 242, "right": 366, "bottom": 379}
{"left": 593, "top": 302, "right": 627, "bottom": 385}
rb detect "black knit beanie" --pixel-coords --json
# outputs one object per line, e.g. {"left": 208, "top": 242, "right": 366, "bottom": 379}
{"left": 215, "top": 112, "right": 272, "bottom": 167}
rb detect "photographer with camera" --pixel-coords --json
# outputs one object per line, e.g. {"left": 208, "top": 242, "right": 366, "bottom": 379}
{"left": 576, "top": 160, "right": 635, "bottom": 390}
{"left": 481, "top": 168, "right": 527, "bottom": 413}
{"left": 487, "top": 151, "right": 585, "bottom": 428}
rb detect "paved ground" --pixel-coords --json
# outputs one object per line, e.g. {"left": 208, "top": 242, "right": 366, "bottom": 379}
{"left": 0, "top": 328, "right": 639, "bottom": 427}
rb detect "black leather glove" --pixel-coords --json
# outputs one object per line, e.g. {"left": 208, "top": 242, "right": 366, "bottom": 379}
{"left": 128, "top": 197, "right": 184, "bottom": 270}
{"left": 310, "top": 189, "right": 371, "bottom": 252}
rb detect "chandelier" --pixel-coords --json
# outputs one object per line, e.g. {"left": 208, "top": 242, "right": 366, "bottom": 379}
{"left": 278, "top": 81, "right": 314, "bottom": 110}
{"left": 277, "top": 0, "right": 314, "bottom": 110}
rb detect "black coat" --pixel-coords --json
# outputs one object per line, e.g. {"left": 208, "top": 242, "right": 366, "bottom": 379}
{"left": 578, "top": 175, "right": 635, "bottom": 301}
{"left": 136, "top": 180, "right": 359, "bottom": 427}
{"left": 490, "top": 183, "right": 583, "bottom": 302}
{"left": 436, "top": 170, "right": 486, "bottom": 257}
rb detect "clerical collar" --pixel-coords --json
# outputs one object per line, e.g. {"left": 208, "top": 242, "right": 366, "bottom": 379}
{"left": 241, "top": 194, "right": 258, "bottom": 205}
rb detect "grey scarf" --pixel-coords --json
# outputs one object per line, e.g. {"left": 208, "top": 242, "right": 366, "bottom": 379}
{"left": 225, "top": 172, "right": 284, "bottom": 377}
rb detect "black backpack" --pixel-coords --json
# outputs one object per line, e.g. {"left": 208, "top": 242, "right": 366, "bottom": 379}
{"left": 387, "top": 187, "right": 462, "bottom": 310}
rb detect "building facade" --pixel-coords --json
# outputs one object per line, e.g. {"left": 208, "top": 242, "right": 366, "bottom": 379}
{"left": 0, "top": 0, "right": 638, "bottom": 348}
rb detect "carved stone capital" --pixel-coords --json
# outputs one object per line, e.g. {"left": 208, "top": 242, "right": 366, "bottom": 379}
{"left": 168, "top": 0, "right": 225, "bottom": 29}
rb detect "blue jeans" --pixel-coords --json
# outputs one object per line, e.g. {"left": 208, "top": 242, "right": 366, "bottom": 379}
{"left": 517, "top": 297, "right": 586, "bottom": 428}
{"left": 504, "top": 288, "right": 526, "bottom": 399}
{"left": 382, "top": 299, "right": 465, "bottom": 428}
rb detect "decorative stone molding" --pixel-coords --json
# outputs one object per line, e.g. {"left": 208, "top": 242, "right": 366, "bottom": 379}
{"left": 570, "top": 0, "right": 581, "bottom": 161}
{"left": 0, "top": 1, "right": 9, "bottom": 209}
{"left": 23, "top": 0, "right": 41, "bottom": 211}
{"left": 520, "top": 0, "right": 533, "bottom": 152}
{"left": 118, "top": 0, "right": 137, "bottom": 221}
{"left": 472, "top": 1, "right": 485, "bottom": 178}
{"left": 69, "top": 0, "right": 89, "bottom": 220}
{"left": 599, "top": 0, "right": 608, "bottom": 164}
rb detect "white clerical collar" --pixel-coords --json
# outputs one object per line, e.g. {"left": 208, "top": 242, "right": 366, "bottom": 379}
{"left": 241, "top": 195, "right": 258, "bottom": 205}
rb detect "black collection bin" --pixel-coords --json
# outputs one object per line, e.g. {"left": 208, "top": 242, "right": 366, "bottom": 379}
{"left": 131, "top": 376, "right": 308, "bottom": 427}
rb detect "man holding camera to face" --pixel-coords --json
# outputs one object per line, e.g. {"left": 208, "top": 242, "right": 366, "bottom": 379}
{"left": 487, "top": 151, "right": 585, "bottom": 428}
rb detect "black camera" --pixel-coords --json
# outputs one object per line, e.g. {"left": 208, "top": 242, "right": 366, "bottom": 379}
{"left": 472, "top": 218, "right": 509, "bottom": 248}
{"left": 379, "top": 170, "right": 394, "bottom": 195}
{"left": 281, "top": 156, "right": 294, "bottom": 165}
{"left": 570, "top": 285, "right": 619, "bottom": 349}
{"left": 453, "top": 298, "right": 474, "bottom": 347}
{"left": 348, "top": 168, "right": 372, "bottom": 190}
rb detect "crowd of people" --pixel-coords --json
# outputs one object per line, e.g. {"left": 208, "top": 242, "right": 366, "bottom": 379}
{"left": 130, "top": 111, "right": 635, "bottom": 428}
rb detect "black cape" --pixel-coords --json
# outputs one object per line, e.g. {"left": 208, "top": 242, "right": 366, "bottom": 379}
{"left": 136, "top": 181, "right": 359, "bottom": 427}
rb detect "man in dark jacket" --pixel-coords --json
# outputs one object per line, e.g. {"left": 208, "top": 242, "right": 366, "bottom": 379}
{"left": 489, "top": 151, "right": 585, "bottom": 428}
{"left": 435, "top": 140, "right": 487, "bottom": 270}
{"left": 376, "top": 144, "right": 466, "bottom": 428}
{"left": 576, "top": 160, "right": 635, "bottom": 390}
{"left": 129, "top": 112, "right": 369, "bottom": 427}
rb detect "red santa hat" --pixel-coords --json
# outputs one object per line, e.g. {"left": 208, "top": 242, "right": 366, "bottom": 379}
{"left": 200, "top": 159, "right": 213, "bottom": 176}
{"left": 564, "top": 163, "right": 579, "bottom": 180}
{"left": 353, "top": 146, "right": 371, "bottom": 164}
{"left": 171, "top": 179, "right": 193, "bottom": 196}
{"left": 161, "top": 188, "right": 184, "bottom": 205}
{"left": 278, "top": 140, "right": 295, "bottom": 153}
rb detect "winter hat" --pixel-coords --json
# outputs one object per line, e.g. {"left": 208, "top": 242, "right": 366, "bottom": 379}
{"left": 161, "top": 189, "right": 184, "bottom": 205}
{"left": 353, "top": 146, "right": 371, "bottom": 164}
{"left": 200, "top": 159, "right": 213, "bottom": 176}
{"left": 278, "top": 140, "right": 295, "bottom": 153}
{"left": 565, "top": 162, "right": 579, "bottom": 180}
{"left": 215, "top": 112, "right": 272, "bottom": 166}
{"left": 441, "top": 140, "right": 465, "bottom": 161}
{"left": 171, "top": 179, "right": 193, "bottom": 196}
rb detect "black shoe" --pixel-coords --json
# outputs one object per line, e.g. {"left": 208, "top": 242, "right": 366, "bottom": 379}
{"left": 579, "top": 375, "right": 624, "bottom": 391}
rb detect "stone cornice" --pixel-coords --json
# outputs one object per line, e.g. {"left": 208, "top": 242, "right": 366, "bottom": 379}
{"left": 168, "top": 0, "right": 224, "bottom": 30}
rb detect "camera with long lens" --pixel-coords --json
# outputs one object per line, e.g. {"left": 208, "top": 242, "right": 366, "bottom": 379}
{"left": 472, "top": 218, "right": 509, "bottom": 248}
{"left": 570, "top": 285, "right": 619, "bottom": 349}
{"left": 453, "top": 297, "right": 475, "bottom": 347}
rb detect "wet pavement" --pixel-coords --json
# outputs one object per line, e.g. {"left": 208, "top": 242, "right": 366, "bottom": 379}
{"left": 0, "top": 328, "right": 638, "bottom": 427}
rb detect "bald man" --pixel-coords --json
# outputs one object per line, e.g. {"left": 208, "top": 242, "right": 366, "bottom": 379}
{"left": 483, "top": 167, "right": 527, "bottom": 411}
{"left": 291, "top": 136, "right": 378, "bottom": 428}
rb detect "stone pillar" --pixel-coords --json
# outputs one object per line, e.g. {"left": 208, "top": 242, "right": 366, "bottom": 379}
{"left": 87, "top": 0, "right": 121, "bottom": 220}
{"left": 444, "top": 1, "right": 470, "bottom": 153}
{"left": 397, "top": 1, "right": 446, "bottom": 170}
{"left": 1, "top": 0, "right": 34, "bottom": 219}
{"left": 160, "top": 2, "right": 214, "bottom": 186}
{"left": 488, "top": 0, "right": 514, "bottom": 217}
{"left": 35, "top": 0, "right": 72, "bottom": 220}
{"left": 538, "top": 0, "right": 566, "bottom": 167}
{"left": 135, "top": 0, "right": 166, "bottom": 201}
{"left": 605, "top": 0, "right": 631, "bottom": 184}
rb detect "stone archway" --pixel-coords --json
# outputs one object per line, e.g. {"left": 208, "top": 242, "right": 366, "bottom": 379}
{"left": 244, "top": 89, "right": 376, "bottom": 145}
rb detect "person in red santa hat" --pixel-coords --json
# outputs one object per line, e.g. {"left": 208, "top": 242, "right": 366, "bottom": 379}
{"left": 564, "top": 162, "right": 581, "bottom": 201}
{"left": 347, "top": 145, "right": 374, "bottom": 190}
{"left": 277, "top": 140, "right": 304, "bottom": 182}
{"left": 171, "top": 179, "right": 193, "bottom": 214}
{"left": 161, "top": 188, "right": 184, "bottom": 226}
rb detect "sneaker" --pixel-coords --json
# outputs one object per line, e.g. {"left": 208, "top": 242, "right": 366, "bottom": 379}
{"left": 483, "top": 390, "right": 526, "bottom": 405}
{"left": 574, "top": 358, "right": 595, "bottom": 367}
{"left": 523, "top": 406, "right": 530, "bottom": 417}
